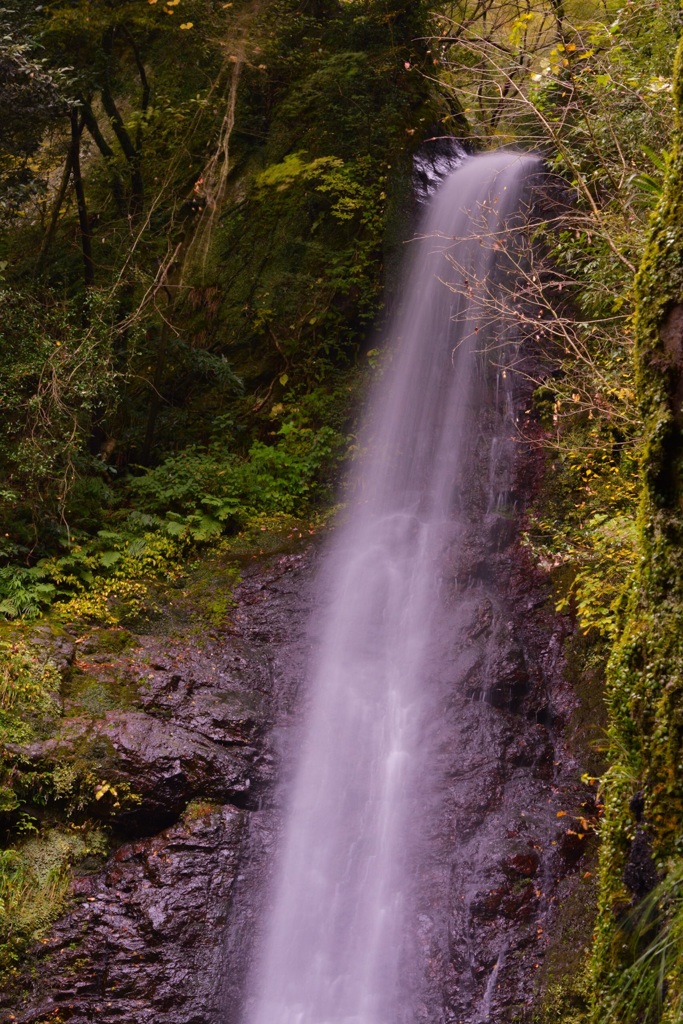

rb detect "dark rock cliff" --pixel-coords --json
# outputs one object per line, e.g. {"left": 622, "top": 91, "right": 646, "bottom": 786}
{"left": 3, "top": 376, "right": 596, "bottom": 1024}
{"left": 2, "top": 551, "right": 315, "bottom": 1024}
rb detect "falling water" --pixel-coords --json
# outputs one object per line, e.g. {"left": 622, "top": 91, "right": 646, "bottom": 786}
{"left": 243, "top": 151, "right": 541, "bottom": 1024}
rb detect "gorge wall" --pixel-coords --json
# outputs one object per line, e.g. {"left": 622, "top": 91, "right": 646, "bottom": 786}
{"left": 2, "top": 248, "right": 597, "bottom": 1024}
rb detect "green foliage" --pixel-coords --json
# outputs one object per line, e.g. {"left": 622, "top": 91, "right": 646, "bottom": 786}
{"left": 598, "top": 863, "right": 683, "bottom": 1024}
{"left": 0, "top": 404, "right": 341, "bottom": 620}
{"left": 185, "top": 0, "right": 440, "bottom": 419}
{"left": 588, "top": 25, "right": 683, "bottom": 1024}
{"left": 0, "top": 635, "right": 63, "bottom": 818}
{"left": 0, "top": 825, "right": 107, "bottom": 983}
{"left": 524, "top": 442, "right": 638, "bottom": 640}
{"left": 0, "top": 35, "right": 66, "bottom": 212}
{"left": 0, "top": 0, "right": 440, "bottom": 587}
{"left": 438, "top": 5, "right": 683, "bottom": 1022}
{"left": 0, "top": 638, "right": 110, "bottom": 985}
{"left": 562, "top": 513, "right": 637, "bottom": 638}
{"left": 0, "top": 568, "right": 58, "bottom": 620}
{"left": 0, "top": 413, "right": 340, "bottom": 624}
{"left": 439, "top": 0, "right": 677, "bottom": 661}
{"left": 439, "top": 0, "right": 675, "bottom": 441}
{"left": 0, "top": 640, "right": 60, "bottom": 746}
{"left": 131, "top": 421, "right": 346, "bottom": 528}
{"left": 0, "top": 288, "right": 119, "bottom": 540}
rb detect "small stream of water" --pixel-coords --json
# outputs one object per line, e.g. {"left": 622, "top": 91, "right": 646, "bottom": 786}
{"left": 242, "top": 151, "right": 541, "bottom": 1024}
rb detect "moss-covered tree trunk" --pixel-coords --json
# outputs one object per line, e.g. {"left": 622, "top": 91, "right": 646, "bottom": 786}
{"left": 593, "top": 34, "right": 683, "bottom": 1024}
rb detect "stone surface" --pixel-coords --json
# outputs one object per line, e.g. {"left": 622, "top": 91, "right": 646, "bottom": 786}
{"left": 4, "top": 407, "right": 594, "bottom": 1024}
{"left": 13, "top": 710, "right": 254, "bottom": 831}
{"left": 2, "top": 550, "right": 315, "bottom": 1024}
{"left": 13, "top": 806, "right": 244, "bottom": 1024}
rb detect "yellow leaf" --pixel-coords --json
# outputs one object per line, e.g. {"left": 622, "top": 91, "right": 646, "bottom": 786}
{"left": 556, "top": 810, "right": 567, "bottom": 817}
{"left": 180, "top": 21, "right": 193, "bottom": 28}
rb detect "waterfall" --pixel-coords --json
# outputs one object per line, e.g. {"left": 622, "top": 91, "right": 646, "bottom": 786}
{"left": 242, "top": 151, "right": 542, "bottom": 1024}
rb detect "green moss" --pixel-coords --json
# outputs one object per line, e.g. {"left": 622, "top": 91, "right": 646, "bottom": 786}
{"left": 563, "top": 633, "right": 609, "bottom": 779}
{"left": 591, "top": 33, "right": 683, "bottom": 1024}
{"left": 86, "top": 628, "right": 134, "bottom": 655}
{"left": 0, "top": 823, "right": 107, "bottom": 988}
{"left": 532, "top": 871, "right": 598, "bottom": 1024}
{"left": 64, "top": 675, "right": 135, "bottom": 717}
{"left": 63, "top": 645, "right": 140, "bottom": 718}
{"left": 182, "top": 799, "right": 220, "bottom": 822}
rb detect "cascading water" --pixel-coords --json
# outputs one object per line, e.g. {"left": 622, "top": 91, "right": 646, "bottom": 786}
{"left": 242, "top": 151, "right": 542, "bottom": 1024}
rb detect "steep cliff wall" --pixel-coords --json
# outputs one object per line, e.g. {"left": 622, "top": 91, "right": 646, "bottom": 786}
{"left": 593, "top": 33, "right": 683, "bottom": 1024}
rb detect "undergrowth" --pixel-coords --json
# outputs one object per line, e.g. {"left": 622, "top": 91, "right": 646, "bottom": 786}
{"left": 0, "top": 417, "right": 346, "bottom": 625}
{"left": 522, "top": 417, "right": 639, "bottom": 643}
{"left": 599, "top": 866, "right": 683, "bottom": 1024}
{"left": 0, "top": 631, "right": 112, "bottom": 985}
{"left": 0, "top": 826, "right": 107, "bottom": 984}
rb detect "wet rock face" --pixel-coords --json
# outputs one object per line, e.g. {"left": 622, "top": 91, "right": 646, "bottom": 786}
{"left": 18, "top": 806, "right": 245, "bottom": 1024}
{"left": 15, "top": 710, "right": 254, "bottom": 832}
{"left": 403, "top": 370, "right": 595, "bottom": 1024}
{"left": 3, "top": 551, "right": 315, "bottom": 1024}
{"left": 5, "top": 404, "right": 593, "bottom": 1024}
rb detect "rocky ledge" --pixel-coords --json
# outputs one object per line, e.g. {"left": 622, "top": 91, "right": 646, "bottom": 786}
{"left": 2, "top": 548, "right": 315, "bottom": 1024}
{"left": 3, "top": 461, "right": 596, "bottom": 1024}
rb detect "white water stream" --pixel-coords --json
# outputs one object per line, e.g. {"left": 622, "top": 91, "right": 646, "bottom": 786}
{"left": 243, "top": 151, "right": 540, "bottom": 1024}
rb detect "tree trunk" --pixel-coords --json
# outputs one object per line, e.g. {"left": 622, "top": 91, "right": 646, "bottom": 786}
{"left": 35, "top": 146, "right": 73, "bottom": 276}
{"left": 79, "top": 98, "right": 127, "bottom": 216}
{"left": 70, "top": 108, "right": 95, "bottom": 288}
{"left": 101, "top": 27, "right": 144, "bottom": 216}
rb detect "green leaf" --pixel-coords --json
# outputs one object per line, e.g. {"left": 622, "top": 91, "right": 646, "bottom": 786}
{"left": 189, "top": 515, "right": 223, "bottom": 542}
{"left": 163, "top": 519, "right": 187, "bottom": 537}
{"left": 99, "top": 551, "right": 122, "bottom": 568}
